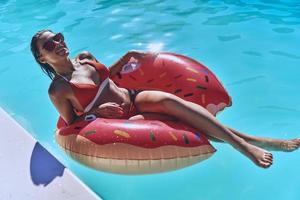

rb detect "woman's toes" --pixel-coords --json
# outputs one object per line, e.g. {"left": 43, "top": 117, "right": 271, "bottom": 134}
{"left": 268, "top": 153, "right": 273, "bottom": 158}
{"left": 260, "top": 161, "right": 272, "bottom": 168}
{"left": 263, "top": 155, "right": 273, "bottom": 162}
{"left": 265, "top": 153, "right": 273, "bottom": 159}
{"left": 263, "top": 157, "right": 273, "bottom": 163}
{"left": 264, "top": 154, "right": 272, "bottom": 159}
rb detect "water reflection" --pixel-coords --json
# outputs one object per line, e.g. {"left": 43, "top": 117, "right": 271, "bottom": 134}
{"left": 269, "top": 50, "right": 300, "bottom": 60}
{"left": 272, "top": 27, "right": 294, "bottom": 33}
{"left": 218, "top": 35, "right": 241, "bottom": 42}
{"left": 243, "top": 51, "right": 263, "bottom": 57}
{"left": 0, "top": 0, "right": 64, "bottom": 55}
{"left": 259, "top": 105, "right": 300, "bottom": 113}
{"left": 63, "top": 17, "right": 85, "bottom": 33}
{"left": 202, "top": 0, "right": 300, "bottom": 26}
{"left": 227, "top": 75, "right": 266, "bottom": 86}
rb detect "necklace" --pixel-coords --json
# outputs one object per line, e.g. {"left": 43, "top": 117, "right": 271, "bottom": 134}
{"left": 55, "top": 59, "right": 77, "bottom": 81}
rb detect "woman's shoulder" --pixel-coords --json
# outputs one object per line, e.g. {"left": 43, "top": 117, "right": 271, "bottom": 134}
{"left": 48, "top": 77, "right": 72, "bottom": 98}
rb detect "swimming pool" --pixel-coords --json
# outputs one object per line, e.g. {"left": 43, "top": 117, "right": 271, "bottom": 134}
{"left": 0, "top": 0, "right": 299, "bottom": 199}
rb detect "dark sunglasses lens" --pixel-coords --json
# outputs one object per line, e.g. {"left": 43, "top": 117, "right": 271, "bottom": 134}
{"left": 53, "top": 33, "right": 64, "bottom": 42}
{"left": 43, "top": 40, "right": 56, "bottom": 51}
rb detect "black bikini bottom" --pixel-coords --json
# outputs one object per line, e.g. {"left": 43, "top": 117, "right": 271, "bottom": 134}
{"left": 126, "top": 89, "right": 143, "bottom": 118}
{"left": 127, "top": 89, "right": 142, "bottom": 105}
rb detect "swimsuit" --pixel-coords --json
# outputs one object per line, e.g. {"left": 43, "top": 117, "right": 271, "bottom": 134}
{"left": 58, "top": 59, "right": 140, "bottom": 118}
{"left": 127, "top": 89, "right": 142, "bottom": 118}
{"left": 58, "top": 60, "right": 109, "bottom": 115}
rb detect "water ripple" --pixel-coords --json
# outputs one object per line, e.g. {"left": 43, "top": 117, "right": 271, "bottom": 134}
{"left": 202, "top": 1, "right": 300, "bottom": 26}
{"left": 63, "top": 17, "right": 85, "bottom": 33}
{"left": 243, "top": 51, "right": 263, "bottom": 57}
{"left": 270, "top": 50, "right": 300, "bottom": 60}
{"left": 0, "top": 66, "right": 9, "bottom": 75}
{"left": 218, "top": 35, "right": 241, "bottom": 42}
{"left": 258, "top": 106, "right": 300, "bottom": 113}
{"left": 227, "top": 75, "right": 266, "bottom": 86}
{"left": 272, "top": 27, "right": 294, "bottom": 33}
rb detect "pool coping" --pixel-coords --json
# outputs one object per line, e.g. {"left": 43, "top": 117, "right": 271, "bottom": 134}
{"left": 0, "top": 107, "right": 102, "bottom": 200}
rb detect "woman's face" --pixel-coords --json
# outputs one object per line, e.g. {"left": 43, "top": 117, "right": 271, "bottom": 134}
{"left": 36, "top": 31, "right": 69, "bottom": 64}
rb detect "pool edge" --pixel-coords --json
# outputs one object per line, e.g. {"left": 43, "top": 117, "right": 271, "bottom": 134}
{"left": 0, "top": 107, "right": 102, "bottom": 200}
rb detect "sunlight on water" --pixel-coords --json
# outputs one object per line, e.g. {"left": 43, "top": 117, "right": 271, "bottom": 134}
{"left": 146, "top": 42, "right": 165, "bottom": 52}
{"left": 0, "top": 0, "right": 299, "bottom": 199}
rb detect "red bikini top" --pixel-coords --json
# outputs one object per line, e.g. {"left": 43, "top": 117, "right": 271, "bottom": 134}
{"left": 67, "top": 60, "right": 109, "bottom": 115}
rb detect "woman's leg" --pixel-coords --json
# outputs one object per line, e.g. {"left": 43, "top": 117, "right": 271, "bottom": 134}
{"left": 134, "top": 90, "right": 273, "bottom": 168}
{"left": 129, "top": 111, "right": 300, "bottom": 152}
{"left": 180, "top": 100, "right": 300, "bottom": 151}
{"left": 130, "top": 113, "right": 300, "bottom": 152}
{"left": 223, "top": 127, "right": 300, "bottom": 152}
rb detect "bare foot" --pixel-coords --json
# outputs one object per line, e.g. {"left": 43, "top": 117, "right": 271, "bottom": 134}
{"left": 265, "top": 138, "right": 300, "bottom": 152}
{"left": 238, "top": 142, "right": 273, "bottom": 168}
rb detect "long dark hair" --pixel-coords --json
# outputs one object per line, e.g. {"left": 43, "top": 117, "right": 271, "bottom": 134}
{"left": 31, "top": 29, "right": 57, "bottom": 80}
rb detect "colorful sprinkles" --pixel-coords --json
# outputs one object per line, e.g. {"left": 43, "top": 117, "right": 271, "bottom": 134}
{"left": 196, "top": 85, "right": 207, "bottom": 90}
{"left": 84, "top": 130, "right": 97, "bottom": 137}
{"left": 114, "top": 130, "right": 130, "bottom": 138}
{"left": 205, "top": 75, "right": 209, "bottom": 82}
{"left": 149, "top": 131, "right": 156, "bottom": 141}
{"left": 194, "top": 132, "right": 201, "bottom": 140}
{"left": 186, "top": 67, "right": 199, "bottom": 74}
{"left": 129, "top": 75, "right": 137, "bottom": 81}
{"left": 174, "top": 74, "right": 183, "bottom": 79}
{"left": 139, "top": 68, "right": 144, "bottom": 76}
{"left": 184, "top": 93, "right": 194, "bottom": 97}
{"left": 159, "top": 72, "right": 167, "bottom": 78}
{"left": 187, "top": 78, "right": 197, "bottom": 82}
{"left": 201, "top": 94, "right": 206, "bottom": 104}
{"left": 168, "top": 131, "right": 178, "bottom": 141}
{"left": 147, "top": 79, "right": 155, "bottom": 83}
{"left": 182, "top": 133, "right": 190, "bottom": 144}
{"left": 174, "top": 89, "right": 182, "bottom": 93}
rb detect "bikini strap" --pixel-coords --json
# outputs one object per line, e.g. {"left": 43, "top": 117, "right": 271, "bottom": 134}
{"left": 56, "top": 73, "right": 69, "bottom": 82}
{"left": 76, "top": 59, "right": 110, "bottom": 113}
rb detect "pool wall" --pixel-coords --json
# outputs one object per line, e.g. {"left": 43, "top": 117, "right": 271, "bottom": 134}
{"left": 0, "top": 107, "right": 102, "bottom": 200}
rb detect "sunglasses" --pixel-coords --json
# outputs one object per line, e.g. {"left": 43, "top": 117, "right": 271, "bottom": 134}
{"left": 42, "top": 32, "right": 65, "bottom": 52}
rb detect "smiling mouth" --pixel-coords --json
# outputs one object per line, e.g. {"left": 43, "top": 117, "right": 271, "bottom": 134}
{"left": 56, "top": 47, "right": 69, "bottom": 56}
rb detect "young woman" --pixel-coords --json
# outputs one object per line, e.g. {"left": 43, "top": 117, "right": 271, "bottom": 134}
{"left": 31, "top": 29, "right": 300, "bottom": 169}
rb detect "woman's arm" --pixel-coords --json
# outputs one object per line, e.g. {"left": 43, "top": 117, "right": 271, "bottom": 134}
{"left": 108, "top": 50, "right": 149, "bottom": 78}
{"left": 48, "top": 83, "right": 78, "bottom": 125}
{"left": 49, "top": 84, "right": 125, "bottom": 124}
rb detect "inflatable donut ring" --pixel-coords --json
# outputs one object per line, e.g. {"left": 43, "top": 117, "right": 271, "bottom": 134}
{"left": 55, "top": 52, "right": 232, "bottom": 174}
{"left": 112, "top": 52, "right": 232, "bottom": 116}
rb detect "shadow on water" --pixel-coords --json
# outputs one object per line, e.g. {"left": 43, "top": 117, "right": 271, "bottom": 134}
{"left": 30, "top": 142, "right": 65, "bottom": 186}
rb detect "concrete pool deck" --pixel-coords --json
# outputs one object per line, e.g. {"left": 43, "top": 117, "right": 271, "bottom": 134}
{"left": 0, "top": 107, "right": 102, "bottom": 200}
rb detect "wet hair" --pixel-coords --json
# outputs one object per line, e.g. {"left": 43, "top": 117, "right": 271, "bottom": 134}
{"left": 31, "top": 29, "right": 57, "bottom": 80}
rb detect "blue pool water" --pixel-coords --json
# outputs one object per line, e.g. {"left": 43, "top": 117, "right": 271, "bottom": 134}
{"left": 1, "top": 0, "right": 299, "bottom": 199}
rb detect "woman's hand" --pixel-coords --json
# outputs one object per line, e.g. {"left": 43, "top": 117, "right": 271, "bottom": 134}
{"left": 93, "top": 102, "right": 124, "bottom": 119}
{"left": 128, "top": 50, "right": 147, "bottom": 59}
{"left": 109, "top": 50, "right": 157, "bottom": 78}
